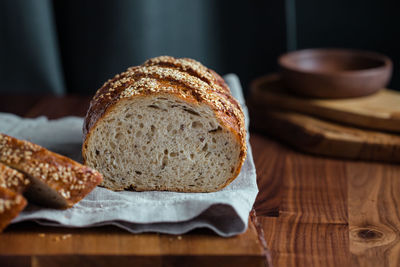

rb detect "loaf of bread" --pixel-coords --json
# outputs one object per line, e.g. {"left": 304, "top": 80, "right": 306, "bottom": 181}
{"left": 0, "top": 187, "right": 27, "bottom": 232}
{"left": 0, "top": 133, "right": 103, "bottom": 208}
{"left": 83, "top": 56, "right": 246, "bottom": 192}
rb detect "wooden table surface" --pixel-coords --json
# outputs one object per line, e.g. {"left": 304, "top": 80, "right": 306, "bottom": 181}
{"left": 0, "top": 95, "right": 399, "bottom": 267}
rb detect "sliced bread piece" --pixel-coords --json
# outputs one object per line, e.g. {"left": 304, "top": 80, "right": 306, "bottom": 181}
{"left": 83, "top": 56, "right": 246, "bottom": 192}
{"left": 0, "top": 133, "right": 103, "bottom": 209}
{"left": 0, "top": 187, "right": 27, "bottom": 232}
{"left": 0, "top": 162, "right": 30, "bottom": 194}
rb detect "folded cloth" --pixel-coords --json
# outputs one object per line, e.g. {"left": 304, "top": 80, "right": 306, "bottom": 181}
{"left": 0, "top": 74, "right": 258, "bottom": 237}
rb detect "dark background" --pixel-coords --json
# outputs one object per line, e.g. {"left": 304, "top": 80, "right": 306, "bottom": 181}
{"left": 0, "top": 0, "right": 399, "bottom": 95}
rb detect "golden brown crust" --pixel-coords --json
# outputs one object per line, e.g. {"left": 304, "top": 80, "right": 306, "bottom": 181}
{"left": 0, "top": 133, "right": 103, "bottom": 208}
{"left": 143, "top": 56, "right": 231, "bottom": 94}
{"left": 83, "top": 56, "right": 247, "bottom": 191}
{"left": 0, "top": 187, "right": 27, "bottom": 232}
{"left": 0, "top": 162, "right": 30, "bottom": 194}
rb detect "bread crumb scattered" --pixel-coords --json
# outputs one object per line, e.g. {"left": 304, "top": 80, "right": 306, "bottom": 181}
{"left": 38, "top": 233, "right": 45, "bottom": 237}
{"left": 62, "top": 234, "right": 71, "bottom": 240}
{"left": 50, "top": 234, "right": 71, "bottom": 242}
{"left": 177, "top": 235, "right": 182, "bottom": 240}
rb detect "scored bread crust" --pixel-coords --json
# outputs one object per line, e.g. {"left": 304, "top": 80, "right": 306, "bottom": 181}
{"left": 0, "top": 163, "right": 29, "bottom": 231}
{"left": 0, "top": 133, "right": 103, "bottom": 208}
{"left": 0, "top": 162, "right": 30, "bottom": 194}
{"left": 83, "top": 56, "right": 247, "bottom": 192}
{"left": 0, "top": 187, "right": 27, "bottom": 232}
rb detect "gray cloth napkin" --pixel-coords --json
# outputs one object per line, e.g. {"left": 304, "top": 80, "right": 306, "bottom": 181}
{"left": 1, "top": 74, "right": 258, "bottom": 237}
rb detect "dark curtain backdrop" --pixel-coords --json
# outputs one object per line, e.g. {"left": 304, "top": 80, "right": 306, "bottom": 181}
{"left": 0, "top": 0, "right": 285, "bottom": 95}
{"left": 0, "top": 0, "right": 399, "bottom": 95}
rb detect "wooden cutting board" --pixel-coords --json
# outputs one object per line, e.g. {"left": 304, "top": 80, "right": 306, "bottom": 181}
{"left": 248, "top": 107, "right": 400, "bottom": 163}
{"left": 248, "top": 79, "right": 400, "bottom": 163}
{"left": 0, "top": 215, "right": 268, "bottom": 267}
{"left": 250, "top": 74, "right": 400, "bottom": 132}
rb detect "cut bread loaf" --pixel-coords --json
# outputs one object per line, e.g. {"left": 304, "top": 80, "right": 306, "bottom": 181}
{"left": 0, "top": 187, "right": 27, "bottom": 232}
{"left": 83, "top": 56, "right": 246, "bottom": 192}
{"left": 0, "top": 133, "right": 103, "bottom": 209}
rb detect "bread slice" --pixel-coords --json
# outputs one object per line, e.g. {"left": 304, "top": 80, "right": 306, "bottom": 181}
{"left": 0, "top": 187, "right": 27, "bottom": 232}
{"left": 83, "top": 56, "right": 247, "bottom": 192}
{"left": 0, "top": 164, "right": 29, "bottom": 232}
{"left": 0, "top": 162, "right": 30, "bottom": 194}
{"left": 0, "top": 133, "right": 103, "bottom": 209}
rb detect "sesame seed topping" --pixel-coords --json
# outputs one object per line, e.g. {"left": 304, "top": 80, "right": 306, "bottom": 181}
{"left": 0, "top": 133, "right": 103, "bottom": 206}
{"left": 0, "top": 190, "right": 25, "bottom": 213}
{"left": 0, "top": 162, "right": 30, "bottom": 193}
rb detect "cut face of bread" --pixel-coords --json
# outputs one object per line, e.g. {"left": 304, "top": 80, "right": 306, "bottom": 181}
{"left": 23, "top": 173, "right": 70, "bottom": 208}
{"left": 0, "top": 161, "right": 66, "bottom": 208}
{"left": 84, "top": 94, "right": 242, "bottom": 192}
{"left": 83, "top": 56, "right": 247, "bottom": 192}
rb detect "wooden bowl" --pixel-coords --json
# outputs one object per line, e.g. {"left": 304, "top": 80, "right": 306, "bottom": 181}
{"left": 278, "top": 49, "right": 392, "bottom": 98}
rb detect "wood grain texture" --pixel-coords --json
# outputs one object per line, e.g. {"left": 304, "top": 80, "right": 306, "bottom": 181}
{"left": 250, "top": 74, "right": 400, "bottom": 132}
{"left": 257, "top": 141, "right": 351, "bottom": 266}
{"left": 0, "top": 214, "right": 267, "bottom": 267}
{"left": 261, "top": 216, "right": 350, "bottom": 267}
{"left": 279, "top": 149, "right": 348, "bottom": 224}
{"left": 251, "top": 134, "right": 286, "bottom": 216}
{"left": 347, "top": 162, "right": 400, "bottom": 267}
{"left": 1, "top": 255, "right": 266, "bottom": 267}
{"left": 249, "top": 106, "right": 400, "bottom": 163}
{"left": 0, "top": 219, "right": 265, "bottom": 256}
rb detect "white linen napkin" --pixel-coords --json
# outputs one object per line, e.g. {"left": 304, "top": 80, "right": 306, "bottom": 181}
{"left": 1, "top": 74, "right": 258, "bottom": 237}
